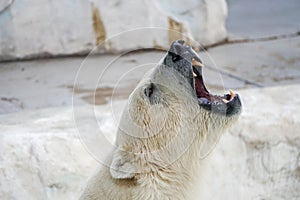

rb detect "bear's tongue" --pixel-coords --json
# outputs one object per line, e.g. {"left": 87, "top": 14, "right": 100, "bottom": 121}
{"left": 192, "top": 59, "right": 210, "bottom": 102}
{"left": 192, "top": 62, "right": 236, "bottom": 105}
{"left": 194, "top": 74, "right": 210, "bottom": 99}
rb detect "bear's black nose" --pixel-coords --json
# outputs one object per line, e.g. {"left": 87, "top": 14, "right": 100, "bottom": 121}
{"left": 163, "top": 40, "right": 204, "bottom": 91}
{"left": 169, "top": 40, "right": 186, "bottom": 58}
{"left": 169, "top": 40, "right": 202, "bottom": 63}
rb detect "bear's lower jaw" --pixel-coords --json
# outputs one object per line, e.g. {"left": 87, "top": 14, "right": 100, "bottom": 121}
{"left": 192, "top": 64, "right": 242, "bottom": 117}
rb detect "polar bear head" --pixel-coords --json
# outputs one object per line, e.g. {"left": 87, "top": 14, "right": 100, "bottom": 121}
{"left": 110, "top": 40, "right": 242, "bottom": 179}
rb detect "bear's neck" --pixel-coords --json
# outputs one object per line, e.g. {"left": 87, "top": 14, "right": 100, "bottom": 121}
{"left": 132, "top": 138, "right": 205, "bottom": 199}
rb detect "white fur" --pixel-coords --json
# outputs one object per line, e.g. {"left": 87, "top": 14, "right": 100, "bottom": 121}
{"left": 79, "top": 62, "right": 240, "bottom": 200}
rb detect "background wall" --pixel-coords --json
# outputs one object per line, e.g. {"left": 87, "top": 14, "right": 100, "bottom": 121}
{"left": 0, "top": 0, "right": 227, "bottom": 61}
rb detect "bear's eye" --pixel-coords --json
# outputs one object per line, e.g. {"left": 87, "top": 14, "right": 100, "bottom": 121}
{"left": 144, "top": 83, "right": 155, "bottom": 98}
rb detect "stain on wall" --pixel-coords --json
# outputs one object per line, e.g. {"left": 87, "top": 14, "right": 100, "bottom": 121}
{"left": 168, "top": 17, "right": 183, "bottom": 44}
{"left": 168, "top": 17, "right": 198, "bottom": 50}
{"left": 91, "top": 3, "right": 106, "bottom": 46}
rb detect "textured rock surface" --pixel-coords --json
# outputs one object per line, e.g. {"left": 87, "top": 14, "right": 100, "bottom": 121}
{"left": 0, "top": 85, "right": 299, "bottom": 200}
{"left": 0, "top": 0, "right": 227, "bottom": 61}
{"left": 198, "top": 85, "right": 300, "bottom": 200}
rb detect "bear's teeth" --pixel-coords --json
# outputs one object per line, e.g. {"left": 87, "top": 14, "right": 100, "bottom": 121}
{"left": 222, "top": 99, "right": 229, "bottom": 103}
{"left": 198, "top": 97, "right": 210, "bottom": 104}
{"left": 192, "top": 58, "right": 204, "bottom": 68}
{"left": 229, "top": 89, "right": 235, "bottom": 100}
{"left": 193, "top": 72, "right": 197, "bottom": 77}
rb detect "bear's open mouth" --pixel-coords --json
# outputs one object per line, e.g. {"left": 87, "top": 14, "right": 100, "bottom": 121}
{"left": 164, "top": 40, "right": 241, "bottom": 116}
{"left": 192, "top": 59, "right": 241, "bottom": 115}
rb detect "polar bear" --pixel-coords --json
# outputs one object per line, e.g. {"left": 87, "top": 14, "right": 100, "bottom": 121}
{"left": 79, "top": 40, "right": 242, "bottom": 200}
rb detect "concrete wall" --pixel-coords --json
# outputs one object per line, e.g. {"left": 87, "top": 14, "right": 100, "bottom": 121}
{"left": 0, "top": 0, "right": 228, "bottom": 61}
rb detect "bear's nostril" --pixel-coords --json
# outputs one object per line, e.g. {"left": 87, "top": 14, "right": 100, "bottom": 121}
{"left": 172, "top": 54, "right": 182, "bottom": 62}
{"left": 168, "top": 52, "right": 183, "bottom": 62}
{"left": 178, "top": 40, "right": 185, "bottom": 45}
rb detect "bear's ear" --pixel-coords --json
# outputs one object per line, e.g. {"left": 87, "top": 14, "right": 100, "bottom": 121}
{"left": 110, "top": 148, "right": 136, "bottom": 179}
